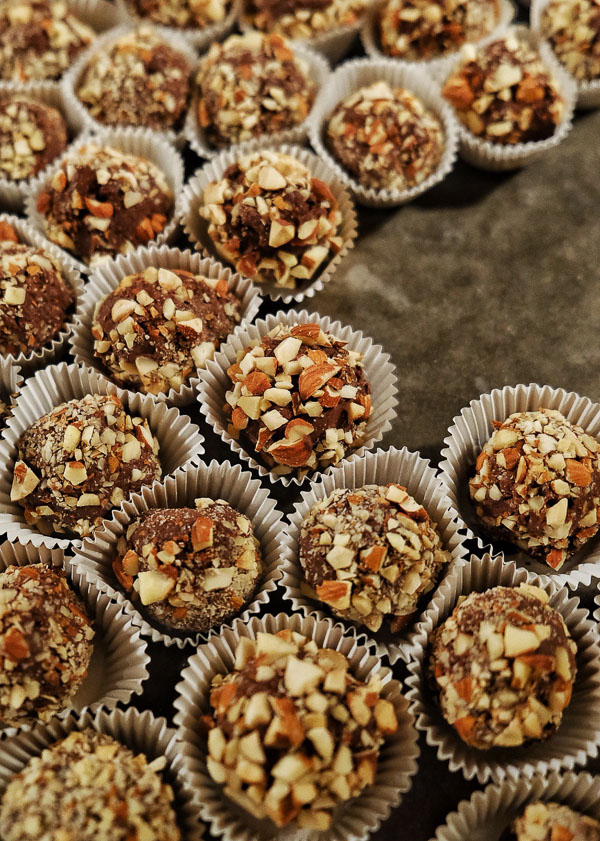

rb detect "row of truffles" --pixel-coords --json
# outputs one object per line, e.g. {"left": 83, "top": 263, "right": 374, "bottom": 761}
{"left": 541, "top": 0, "right": 600, "bottom": 82}
{"left": 506, "top": 801, "right": 600, "bottom": 841}
{"left": 203, "top": 630, "right": 398, "bottom": 830}
{"left": 245, "top": 0, "right": 369, "bottom": 39}
{"left": 0, "top": 95, "right": 68, "bottom": 183}
{"left": 125, "top": 0, "right": 230, "bottom": 29}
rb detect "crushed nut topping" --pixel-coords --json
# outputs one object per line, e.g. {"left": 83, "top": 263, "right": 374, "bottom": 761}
{"left": 203, "top": 629, "right": 398, "bottom": 830}
{"left": 509, "top": 801, "right": 600, "bottom": 841}
{"left": 0, "top": 95, "right": 68, "bottom": 182}
{"left": 245, "top": 0, "right": 369, "bottom": 39}
{"left": 126, "top": 0, "right": 229, "bottom": 29}
{"left": 541, "top": 0, "right": 600, "bottom": 82}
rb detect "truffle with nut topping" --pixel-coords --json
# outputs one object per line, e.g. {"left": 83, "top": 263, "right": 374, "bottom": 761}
{"left": 299, "top": 484, "right": 450, "bottom": 633}
{"left": 200, "top": 150, "right": 344, "bottom": 290}
{"left": 76, "top": 27, "right": 191, "bottom": 132}
{"left": 10, "top": 393, "right": 162, "bottom": 538}
{"left": 204, "top": 629, "right": 398, "bottom": 829}
{"left": 428, "top": 582, "right": 577, "bottom": 749}
{"left": 0, "top": 564, "right": 93, "bottom": 725}
{"left": 245, "top": 0, "right": 368, "bottom": 39}
{"left": 0, "top": 242, "right": 74, "bottom": 356}
{"left": 0, "top": 0, "right": 96, "bottom": 82}
{"left": 469, "top": 409, "right": 600, "bottom": 571}
{"left": 125, "top": 0, "right": 229, "bottom": 28}
{"left": 506, "top": 801, "right": 600, "bottom": 841}
{"left": 0, "top": 95, "right": 68, "bottom": 182}
{"left": 36, "top": 143, "right": 174, "bottom": 267}
{"left": 91, "top": 266, "right": 241, "bottom": 396}
{"left": 196, "top": 32, "right": 316, "bottom": 149}
{"left": 326, "top": 80, "right": 444, "bottom": 192}
{"left": 541, "top": 0, "right": 600, "bottom": 82}
{"left": 442, "top": 33, "right": 565, "bottom": 144}
{"left": 225, "top": 322, "right": 372, "bottom": 478}
{"left": 112, "top": 498, "right": 262, "bottom": 633}
{"left": 0, "top": 729, "right": 180, "bottom": 841}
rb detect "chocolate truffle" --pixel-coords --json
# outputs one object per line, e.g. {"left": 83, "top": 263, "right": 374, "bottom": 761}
{"left": 326, "top": 80, "right": 444, "bottom": 191}
{"left": 91, "top": 266, "right": 242, "bottom": 396}
{"left": 0, "top": 0, "right": 95, "bottom": 82}
{"left": 225, "top": 322, "right": 372, "bottom": 477}
{"left": 201, "top": 150, "right": 344, "bottom": 289}
{"left": 196, "top": 32, "right": 315, "bottom": 148}
{"left": 204, "top": 630, "right": 398, "bottom": 829}
{"left": 36, "top": 143, "right": 174, "bottom": 266}
{"left": 10, "top": 393, "right": 162, "bottom": 538}
{"left": 126, "top": 0, "right": 229, "bottom": 28}
{"left": 469, "top": 409, "right": 600, "bottom": 571}
{"left": 0, "top": 95, "right": 68, "bottom": 182}
{"left": 429, "top": 583, "right": 577, "bottom": 749}
{"left": 299, "top": 484, "right": 450, "bottom": 633}
{"left": 442, "top": 33, "right": 565, "bottom": 143}
{"left": 245, "top": 0, "right": 368, "bottom": 39}
{"left": 76, "top": 27, "right": 191, "bottom": 132}
{"left": 378, "top": 0, "right": 499, "bottom": 60}
{"left": 113, "top": 498, "right": 262, "bottom": 633}
{"left": 508, "top": 801, "right": 600, "bottom": 841}
{"left": 0, "top": 730, "right": 180, "bottom": 841}
{"left": 0, "top": 564, "right": 94, "bottom": 725}
{"left": 0, "top": 242, "right": 74, "bottom": 356}
{"left": 541, "top": 0, "right": 600, "bottom": 82}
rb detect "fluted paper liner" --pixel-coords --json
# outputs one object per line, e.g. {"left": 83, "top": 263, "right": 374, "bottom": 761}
{"left": 281, "top": 446, "right": 469, "bottom": 665}
{"left": 181, "top": 142, "right": 357, "bottom": 304}
{"left": 72, "top": 459, "right": 288, "bottom": 648}
{"left": 173, "top": 612, "right": 419, "bottom": 841}
{"left": 405, "top": 552, "right": 600, "bottom": 784}
{"left": 439, "top": 382, "right": 600, "bottom": 589}
{"left": 0, "top": 362, "right": 205, "bottom": 550}
{"left": 0, "top": 360, "right": 22, "bottom": 429}
{"left": 117, "top": 0, "right": 241, "bottom": 51}
{"left": 0, "top": 707, "right": 203, "bottom": 841}
{"left": 307, "top": 58, "right": 459, "bottom": 208}
{"left": 197, "top": 309, "right": 398, "bottom": 486}
{"left": 69, "top": 245, "right": 263, "bottom": 407}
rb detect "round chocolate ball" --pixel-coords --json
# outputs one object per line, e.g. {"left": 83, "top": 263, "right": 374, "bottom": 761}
{"left": 245, "top": 0, "right": 368, "bottom": 39}
{"left": 126, "top": 0, "right": 229, "bottom": 29}
{"left": 541, "top": 0, "right": 600, "bottom": 82}
{"left": 0, "top": 95, "right": 68, "bottom": 182}
{"left": 508, "top": 801, "right": 600, "bottom": 841}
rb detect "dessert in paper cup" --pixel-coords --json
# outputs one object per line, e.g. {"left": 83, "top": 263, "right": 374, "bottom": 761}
{"left": 0, "top": 359, "right": 22, "bottom": 431}
{"left": 405, "top": 552, "right": 600, "bottom": 784}
{"left": 173, "top": 612, "right": 419, "bottom": 841}
{"left": 72, "top": 459, "right": 288, "bottom": 648}
{"left": 0, "top": 361, "right": 205, "bottom": 550}
{"left": 69, "top": 245, "right": 262, "bottom": 408}
{"left": 117, "top": 0, "right": 241, "bottom": 51}
{"left": 281, "top": 446, "right": 469, "bottom": 665}
{"left": 196, "top": 309, "right": 398, "bottom": 486}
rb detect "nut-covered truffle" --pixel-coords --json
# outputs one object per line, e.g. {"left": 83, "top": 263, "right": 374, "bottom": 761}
{"left": 0, "top": 242, "right": 74, "bottom": 356}
{"left": 76, "top": 27, "right": 191, "bottom": 131}
{"left": 442, "top": 33, "right": 565, "bottom": 143}
{"left": 0, "top": 95, "right": 68, "bottom": 182}
{"left": 225, "top": 322, "right": 372, "bottom": 477}
{"left": 36, "top": 143, "right": 174, "bottom": 266}
{"left": 541, "top": 0, "right": 600, "bottom": 82}
{"left": 299, "top": 484, "right": 450, "bottom": 632}
{"left": 113, "top": 498, "right": 262, "bottom": 633}
{"left": 10, "top": 393, "right": 162, "bottom": 538}
{"left": 125, "top": 0, "right": 229, "bottom": 28}
{"left": 469, "top": 409, "right": 600, "bottom": 571}
{"left": 196, "top": 32, "right": 315, "bottom": 149}
{"left": 201, "top": 150, "right": 344, "bottom": 289}
{"left": 0, "top": 729, "right": 180, "bottom": 841}
{"left": 204, "top": 629, "right": 398, "bottom": 829}
{"left": 92, "top": 266, "right": 241, "bottom": 396}
{"left": 0, "top": 564, "right": 93, "bottom": 725}
{"left": 508, "top": 801, "right": 600, "bottom": 841}
{"left": 428, "top": 582, "right": 577, "bottom": 749}
{"left": 326, "top": 80, "right": 444, "bottom": 191}
{"left": 245, "top": 0, "right": 368, "bottom": 39}
{"left": 0, "top": 0, "right": 95, "bottom": 82}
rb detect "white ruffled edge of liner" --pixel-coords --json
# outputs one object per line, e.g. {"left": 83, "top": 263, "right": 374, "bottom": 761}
{"left": 117, "top": 0, "right": 241, "bottom": 51}
{"left": 0, "top": 359, "right": 23, "bottom": 428}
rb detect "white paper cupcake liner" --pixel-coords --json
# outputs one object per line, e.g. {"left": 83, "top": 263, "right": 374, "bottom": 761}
{"left": 197, "top": 309, "right": 398, "bottom": 486}
{"left": 117, "top": 0, "right": 241, "bottom": 51}
{"left": 0, "top": 706, "right": 203, "bottom": 841}
{"left": 72, "top": 458, "right": 288, "bottom": 648}
{"left": 69, "top": 244, "right": 263, "bottom": 407}
{"left": 238, "top": 12, "right": 364, "bottom": 63}
{"left": 25, "top": 126, "right": 185, "bottom": 275}
{"left": 181, "top": 142, "right": 357, "bottom": 304}
{"left": 439, "top": 382, "right": 600, "bottom": 589}
{"left": 281, "top": 446, "right": 470, "bottom": 665}
{"left": 307, "top": 58, "right": 459, "bottom": 208}
{"left": 0, "top": 359, "right": 22, "bottom": 430}
{"left": 0, "top": 361, "right": 205, "bottom": 550}
{"left": 405, "top": 552, "right": 600, "bottom": 784}
{"left": 173, "top": 612, "right": 419, "bottom": 841}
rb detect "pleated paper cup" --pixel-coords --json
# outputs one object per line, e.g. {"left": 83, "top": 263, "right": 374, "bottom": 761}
{"left": 0, "top": 707, "right": 203, "bottom": 841}
{"left": 181, "top": 142, "right": 357, "bottom": 304}
{"left": 69, "top": 245, "right": 263, "bottom": 408}
{"left": 72, "top": 459, "right": 288, "bottom": 648}
{"left": 281, "top": 446, "right": 469, "bottom": 665}
{"left": 0, "top": 360, "right": 22, "bottom": 431}
{"left": 405, "top": 552, "right": 600, "bottom": 784}
{"left": 439, "top": 382, "right": 600, "bottom": 589}
{"left": 117, "top": 0, "right": 241, "bottom": 51}
{"left": 307, "top": 58, "right": 459, "bottom": 208}
{"left": 173, "top": 612, "right": 419, "bottom": 841}
{"left": 197, "top": 309, "right": 398, "bottom": 486}
{"left": 0, "top": 362, "right": 205, "bottom": 550}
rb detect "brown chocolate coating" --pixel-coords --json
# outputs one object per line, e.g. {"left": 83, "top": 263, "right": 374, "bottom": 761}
{"left": 541, "top": 0, "right": 600, "bottom": 81}
{"left": 126, "top": 0, "right": 229, "bottom": 28}
{"left": 0, "top": 95, "right": 68, "bottom": 181}
{"left": 508, "top": 801, "right": 600, "bottom": 841}
{"left": 245, "top": 0, "right": 368, "bottom": 38}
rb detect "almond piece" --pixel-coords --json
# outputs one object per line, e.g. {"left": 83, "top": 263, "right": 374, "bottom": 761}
{"left": 191, "top": 516, "right": 214, "bottom": 551}
{"left": 316, "top": 579, "right": 351, "bottom": 609}
{"left": 11, "top": 461, "right": 40, "bottom": 500}
{"left": 137, "top": 570, "right": 176, "bottom": 605}
{"left": 267, "top": 436, "right": 313, "bottom": 467}
{"left": 565, "top": 459, "right": 592, "bottom": 487}
{"left": 298, "top": 363, "right": 338, "bottom": 400}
